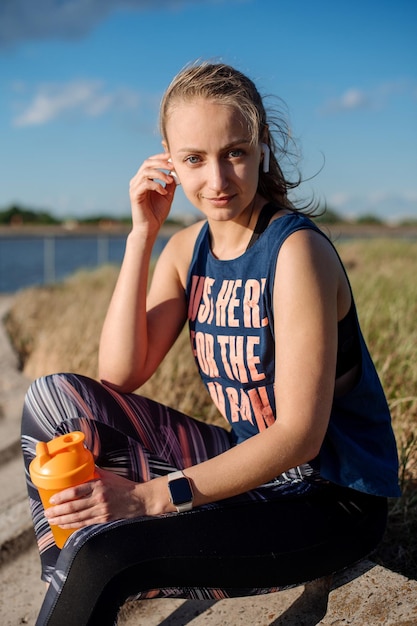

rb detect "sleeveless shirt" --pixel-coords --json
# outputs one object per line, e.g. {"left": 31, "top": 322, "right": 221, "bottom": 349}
{"left": 185, "top": 211, "right": 400, "bottom": 497}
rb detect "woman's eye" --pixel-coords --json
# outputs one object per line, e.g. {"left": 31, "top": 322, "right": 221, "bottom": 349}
{"left": 185, "top": 155, "right": 200, "bottom": 165}
{"left": 228, "top": 149, "right": 244, "bottom": 158}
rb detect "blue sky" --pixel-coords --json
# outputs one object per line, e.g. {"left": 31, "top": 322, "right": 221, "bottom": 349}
{"left": 1, "top": 0, "right": 416, "bottom": 223}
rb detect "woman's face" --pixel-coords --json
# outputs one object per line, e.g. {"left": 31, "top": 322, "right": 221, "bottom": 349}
{"left": 164, "top": 98, "right": 262, "bottom": 223}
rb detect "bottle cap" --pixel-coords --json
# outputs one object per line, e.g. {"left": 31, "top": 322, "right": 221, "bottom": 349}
{"left": 29, "top": 431, "right": 95, "bottom": 490}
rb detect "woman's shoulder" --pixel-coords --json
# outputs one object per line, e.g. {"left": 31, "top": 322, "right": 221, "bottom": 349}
{"left": 275, "top": 215, "right": 347, "bottom": 296}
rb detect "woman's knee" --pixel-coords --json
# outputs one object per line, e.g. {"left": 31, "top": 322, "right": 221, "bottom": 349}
{"left": 25, "top": 373, "right": 81, "bottom": 399}
{"left": 22, "top": 373, "right": 91, "bottom": 436}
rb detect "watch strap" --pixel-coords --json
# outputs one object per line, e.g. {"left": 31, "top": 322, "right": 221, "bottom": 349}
{"left": 168, "top": 470, "right": 185, "bottom": 482}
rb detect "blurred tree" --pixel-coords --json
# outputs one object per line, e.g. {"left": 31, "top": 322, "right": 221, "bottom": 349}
{"left": 0, "top": 204, "right": 60, "bottom": 225}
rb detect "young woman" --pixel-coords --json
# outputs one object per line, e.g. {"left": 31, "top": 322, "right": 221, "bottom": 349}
{"left": 22, "top": 62, "right": 400, "bottom": 608}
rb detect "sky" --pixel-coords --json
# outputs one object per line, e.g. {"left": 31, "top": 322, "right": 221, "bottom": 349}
{"left": 0, "top": 0, "right": 416, "bottom": 223}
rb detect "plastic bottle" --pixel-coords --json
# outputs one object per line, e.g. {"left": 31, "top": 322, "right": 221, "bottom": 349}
{"left": 29, "top": 431, "right": 96, "bottom": 548}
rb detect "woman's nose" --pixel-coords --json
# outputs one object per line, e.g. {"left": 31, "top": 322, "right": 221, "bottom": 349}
{"left": 207, "top": 161, "right": 228, "bottom": 191}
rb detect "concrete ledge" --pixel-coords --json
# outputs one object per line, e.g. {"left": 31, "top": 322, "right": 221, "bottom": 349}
{"left": 0, "top": 499, "right": 32, "bottom": 548}
{"left": 118, "top": 560, "right": 417, "bottom": 625}
{"left": 2, "top": 543, "right": 417, "bottom": 626}
{"left": 0, "top": 295, "right": 31, "bottom": 466}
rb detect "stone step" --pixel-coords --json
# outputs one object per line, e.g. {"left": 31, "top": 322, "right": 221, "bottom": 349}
{"left": 0, "top": 296, "right": 31, "bottom": 467}
{"left": 117, "top": 560, "right": 417, "bottom": 625}
{"left": 0, "top": 454, "right": 33, "bottom": 568}
{"left": 0, "top": 499, "right": 33, "bottom": 564}
{"left": 0, "top": 381, "right": 30, "bottom": 467}
{"left": 2, "top": 546, "right": 417, "bottom": 626}
{"left": 0, "top": 296, "right": 34, "bottom": 568}
{"left": 0, "top": 539, "right": 45, "bottom": 626}
{"left": 0, "top": 454, "right": 27, "bottom": 512}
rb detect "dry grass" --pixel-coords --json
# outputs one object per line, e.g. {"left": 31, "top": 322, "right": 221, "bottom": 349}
{"left": 5, "top": 265, "right": 224, "bottom": 427}
{"left": 5, "top": 237, "right": 417, "bottom": 578}
{"left": 336, "top": 239, "right": 417, "bottom": 578}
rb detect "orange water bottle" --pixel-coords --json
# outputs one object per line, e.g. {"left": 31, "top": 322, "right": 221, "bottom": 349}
{"left": 29, "top": 431, "right": 96, "bottom": 548}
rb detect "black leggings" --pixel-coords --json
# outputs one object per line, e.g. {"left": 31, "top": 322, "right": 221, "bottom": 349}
{"left": 36, "top": 484, "right": 387, "bottom": 626}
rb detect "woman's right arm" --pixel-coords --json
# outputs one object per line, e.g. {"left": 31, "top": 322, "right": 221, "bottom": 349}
{"left": 98, "top": 154, "right": 189, "bottom": 392}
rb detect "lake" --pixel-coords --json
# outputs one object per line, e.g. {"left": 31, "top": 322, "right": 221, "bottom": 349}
{"left": 0, "top": 232, "right": 170, "bottom": 294}
{"left": 1, "top": 223, "right": 416, "bottom": 294}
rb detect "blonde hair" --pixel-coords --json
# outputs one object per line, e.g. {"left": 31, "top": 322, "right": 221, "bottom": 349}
{"left": 159, "top": 61, "right": 304, "bottom": 208}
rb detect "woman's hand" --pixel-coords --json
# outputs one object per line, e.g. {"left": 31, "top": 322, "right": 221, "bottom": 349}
{"left": 129, "top": 152, "right": 177, "bottom": 234}
{"left": 44, "top": 468, "right": 148, "bottom": 530}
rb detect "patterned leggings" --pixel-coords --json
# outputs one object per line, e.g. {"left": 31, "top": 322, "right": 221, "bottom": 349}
{"left": 21, "top": 373, "right": 387, "bottom": 603}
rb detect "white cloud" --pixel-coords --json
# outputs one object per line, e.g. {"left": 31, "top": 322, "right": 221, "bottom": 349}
{"left": 321, "top": 88, "right": 371, "bottom": 114}
{"left": 338, "top": 89, "right": 369, "bottom": 111}
{"left": 13, "top": 79, "right": 140, "bottom": 126}
{"left": 320, "top": 79, "right": 417, "bottom": 115}
{"left": 0, "top": 0, "right": 234, "bottom": 47}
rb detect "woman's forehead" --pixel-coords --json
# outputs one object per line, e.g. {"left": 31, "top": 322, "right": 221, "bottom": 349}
{"left": 165, "top": 99, "right": 249, "bottom": 141}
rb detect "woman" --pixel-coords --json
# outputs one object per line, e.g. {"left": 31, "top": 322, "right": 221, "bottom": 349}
{"left": 22, "top": 62, "right": 400, "bottom": 606}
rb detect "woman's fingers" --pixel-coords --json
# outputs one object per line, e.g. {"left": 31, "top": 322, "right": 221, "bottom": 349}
{"left": 130, "top": 154, "right": 174, "bottom": 191}
{"left": 44, "top": 469, "right": 145, "bottom": 529}
{"left": 128, "top": 153, "right": 176, "bottom": 229}
{"left": 45, "top": 478, "right": 107, "bottom": 527}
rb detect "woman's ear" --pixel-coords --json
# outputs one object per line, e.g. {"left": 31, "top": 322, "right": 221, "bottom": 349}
{"left": 169, "top": 168, "right": 181, "bottom": 185}
{"left": 162, "top": 141, "right": 181, "bottom": 185}
{"left": 166, "top": 158, "right": 181, "bottom": 185}
{"left": 260, "top": 143, "right": 270, "bottom": 174}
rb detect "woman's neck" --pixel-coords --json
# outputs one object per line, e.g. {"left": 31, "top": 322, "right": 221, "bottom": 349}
{"left": 208, "top": 197, "right": 265, "bottom": 260}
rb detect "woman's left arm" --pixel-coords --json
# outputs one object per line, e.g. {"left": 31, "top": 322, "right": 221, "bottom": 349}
{"left": 45, "top": 229, "right": 341, "bottom": 526}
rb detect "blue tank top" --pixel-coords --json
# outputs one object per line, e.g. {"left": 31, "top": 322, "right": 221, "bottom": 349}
{"left": 186, "top": 211, "right": 400, "bottom": 497}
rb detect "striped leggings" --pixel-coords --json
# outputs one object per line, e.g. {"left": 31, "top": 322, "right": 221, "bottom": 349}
{"left": 21, "top": 373, "right": 387, "bottom": 603}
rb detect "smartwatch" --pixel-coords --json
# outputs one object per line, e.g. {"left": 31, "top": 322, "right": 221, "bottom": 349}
{"left": 167, "top": 470, "right": 193, "bottom": 513}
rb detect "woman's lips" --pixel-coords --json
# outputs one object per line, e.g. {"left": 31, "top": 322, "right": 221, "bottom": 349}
{"left": 204, "top": 195, "right": 236, "bottom": 207}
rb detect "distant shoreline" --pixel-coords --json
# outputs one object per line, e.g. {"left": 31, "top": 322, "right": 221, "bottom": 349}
{"left": 0, "top": 222, "right": 181, "bottom": 238}
{"left": 1, "top": 221, "right": 417, "bottom": 239}
{"left": 317, "top": 222, "right": 417, "bottom": 239}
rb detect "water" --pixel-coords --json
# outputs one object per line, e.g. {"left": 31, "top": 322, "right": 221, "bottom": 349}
{"left": 2, "top": 227, "right": 415, "bottom": 294}
{"left": 0, "top": 233, "right": 169, "bottom": 293}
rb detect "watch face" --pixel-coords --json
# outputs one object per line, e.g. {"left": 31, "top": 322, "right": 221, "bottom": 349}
{"left": 169, "top": 477, "right": 193, "bottom": 504}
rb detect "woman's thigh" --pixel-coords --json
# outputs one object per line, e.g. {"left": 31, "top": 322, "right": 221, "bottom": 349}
{"left": 21, "top": 372, "right": 232, "bottom": 478}
{"left": 38, "top": 483, "right": 388, "bottom": 626}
